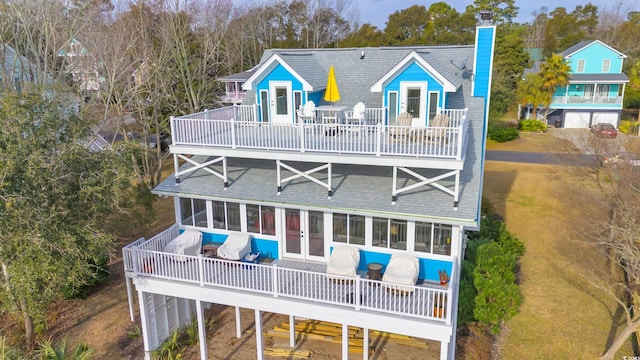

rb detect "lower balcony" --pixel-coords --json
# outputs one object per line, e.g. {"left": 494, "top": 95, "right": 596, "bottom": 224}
{"left": 123, "top": 225, "right": 455, "bottom": 325}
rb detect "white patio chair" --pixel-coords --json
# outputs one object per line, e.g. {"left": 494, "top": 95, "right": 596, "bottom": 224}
{"left": 345, "top": 102, "right": 366, "bottom": 137}
{"left": 297, "top": 100, "right": 316, "bottom": 123}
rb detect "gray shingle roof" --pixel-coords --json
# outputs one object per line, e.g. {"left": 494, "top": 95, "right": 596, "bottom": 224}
{"left": 569, "top": 73, "right": 629, "bottom": 82}
{"left": 562, "top": 41, "right": 594, "bottom": 57}
{"left": 242, "top": 46, "right": 475, "bottom": 109}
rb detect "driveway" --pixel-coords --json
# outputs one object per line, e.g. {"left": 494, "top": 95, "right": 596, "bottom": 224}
{"left": 550, "top": 128, "right": 625, "bottom": 155}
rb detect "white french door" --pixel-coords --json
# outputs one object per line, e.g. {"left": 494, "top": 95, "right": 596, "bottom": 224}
{"left": 282, "top": 209, "right": 326, "bottom": 261}
{"left": 269, "top": 81, "right": 292, "bottom": 123}
{"left": 400, "top": 82, "right": 427, "bottom": 124}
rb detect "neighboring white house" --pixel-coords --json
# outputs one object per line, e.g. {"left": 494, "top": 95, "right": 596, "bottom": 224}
{"left": 122, "top": 14, "right": 496, "bottom": 360}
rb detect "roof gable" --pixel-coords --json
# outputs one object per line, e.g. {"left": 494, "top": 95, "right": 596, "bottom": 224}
{"left": 243, "top": 54, "right": 313, "bottom": 91}
{"left": 562, "top": 40, "right": 626, "bottom": 59}
{"left": 370, "top": 51, "right": 457, "bottom": 93}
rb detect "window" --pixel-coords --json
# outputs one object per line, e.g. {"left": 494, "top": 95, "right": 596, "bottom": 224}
{"left": 333, "top": 213, "right": 364, "bottom": 245}
{"left": 373, "top": 217, "right": 407, "bottom": 249}
{"left": 577, "top": 59, "right": 585, "bottom": 72}
{"left": 212, "top": 201, "right": 241, "bottom": 231}
{"left": 180, "top": 197, "right": 207, "bottom": 227}
{"left": 294, "top": 91, "right": 302, "bottom": 114}
{"left": 602, "top": 59, "right": 611, "bottom": 72}
{"left": 246, "top": 204, "right": 275, "bottom": 235}
{"left": 428, "top": 92, "right": 438, "bottom": 121}
{"left": 415, "top": 221, "right": 452, "bottom": 255}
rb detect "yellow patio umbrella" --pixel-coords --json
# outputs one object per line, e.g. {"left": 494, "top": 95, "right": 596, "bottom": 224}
{"left": 323, "top": 65, "right": 340, "bottom": 104}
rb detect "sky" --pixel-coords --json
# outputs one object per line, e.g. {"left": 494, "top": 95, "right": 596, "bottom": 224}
{"left": 355, "top": 0, "right": 638, "bottom": 29}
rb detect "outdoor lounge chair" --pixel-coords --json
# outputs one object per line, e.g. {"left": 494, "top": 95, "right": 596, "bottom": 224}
{"left": 217, "top": 232, "right": 252, "bottom": 261}
{"left": 326, "top": 245, "right": 360, "bottom": 278}
{"left": 388, "top": 112, "right": 413, "bottom": 142}
{"left": 428, "top": 113, "right": 451, "bottom": 143}
{"left": 164, "top": 229, "right": 203, "bottom": 261}
{"left": 345, "top": 102, "right": 366, "bottom": 137}
{"left": 382, "top": 253, "right": 419, "bottom": 294}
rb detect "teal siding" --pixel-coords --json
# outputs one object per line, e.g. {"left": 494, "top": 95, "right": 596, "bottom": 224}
{"left": 332, "top": 247, "right": 453, "bottom": 283}
{"left": 255, "top": 63, "right": 305, "bottom": 123}
{"left": 383, "top": 62, "right": 445, "bottom": 126}
{"left": 473, "top": 26, "right": 495, "bottom": 98}
{"left": 569, "top": 42, "right": 624, "bottom": 73}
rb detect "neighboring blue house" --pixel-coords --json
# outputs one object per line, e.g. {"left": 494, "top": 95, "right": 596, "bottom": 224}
{"left": 523, "top": 40, "right": 628, "bottom": 128}
{"left": 123, "top": 15, "right": 496, "bottom": 360}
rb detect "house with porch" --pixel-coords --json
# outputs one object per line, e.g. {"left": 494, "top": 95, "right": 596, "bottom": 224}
{"left": 122, "top": 16, "right": 496, "bottom": 360}
{"left": 522, "top": 40, "right": 628, "bottom": 128}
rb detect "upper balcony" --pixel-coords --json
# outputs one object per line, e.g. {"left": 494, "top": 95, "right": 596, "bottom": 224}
{"left": 123, "top": 224, "right": 455, "bottom": 326}
{"left": 552, "top": 95, "right": 623, "bottom": 107}
{"left": 169, "top": 105, "right": 469, "bottom": 169}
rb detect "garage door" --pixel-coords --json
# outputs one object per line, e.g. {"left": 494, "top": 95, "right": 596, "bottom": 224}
{"left": 564, "top": 112, "right": 591, "bottom": 128}
{"left": 592, "top": 112, "right": 619, "bottom": 127}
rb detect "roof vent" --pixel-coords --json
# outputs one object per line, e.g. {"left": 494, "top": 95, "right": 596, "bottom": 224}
{"left": 360, "top": 51, "right": 365, "bottom": 60}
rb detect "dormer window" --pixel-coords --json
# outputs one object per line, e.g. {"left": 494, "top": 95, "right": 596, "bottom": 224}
{"left": 602, "top": 59, "right": 611, "bottom": 72}
{"left": 577, "top": 59, "right": 585, "bottom": 73}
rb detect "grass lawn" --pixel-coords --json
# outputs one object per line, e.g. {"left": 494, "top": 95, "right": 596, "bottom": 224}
{"left": 486, "top": 130, "right": 574, "bottom": 152}
{"left": 484, "top": 153, "right": 633, "bottom": 357}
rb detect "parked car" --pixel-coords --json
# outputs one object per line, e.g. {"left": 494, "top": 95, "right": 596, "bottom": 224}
{"left": 602, "top": 151, "right": 640, "bottom": 166}
{"left": 590, "top": 123, "right": 618, "bottom": 138}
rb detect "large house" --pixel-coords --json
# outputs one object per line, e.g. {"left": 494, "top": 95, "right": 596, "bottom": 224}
{"left": 522, "top": 40, "right": 628, "bottom": 128}
{"left": 122, "top": 15, "right": 496, "bottom": 360}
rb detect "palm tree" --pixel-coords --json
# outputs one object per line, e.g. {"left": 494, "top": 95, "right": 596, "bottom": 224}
{"left": 539, "top": 53, "right": 572, "bottom": 119}
{"left": 517, "top": 73, "right": 549, "bottom": 120}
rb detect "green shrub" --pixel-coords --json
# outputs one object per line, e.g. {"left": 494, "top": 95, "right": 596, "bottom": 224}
{"left": 459, "top": 209, "right": 524, "bottom": 334}
{"left": 487, "top": 123, "right": 519, "bottom": 142}
{"left": 619, "top": 120, "right": 639, "bottom": 135}
{"left": 518, "top": 119, "right": 547, "bottom": 132}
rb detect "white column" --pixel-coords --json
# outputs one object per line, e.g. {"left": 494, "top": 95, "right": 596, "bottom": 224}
{"left": 440, "top": 340, "right": 449, "bottom": 360}
{"left": 235, "top": 306, "right": 242, "bottom": 338}
{"left": 196, "top": 301, "right": 208, "bottom": 359}
{"left": 289, "top": 315, "right": 295, "bottom": 347}
{"left": 342, "top": 323, "right": 349, "bottom": 359}
{"left": 136, "top": 291, "right": 152, "bottom": 360}
{"left": 363, "top": 328, "right": 369, "bottom": 360}
{"left": 255, "top": 310, "right": 264, "bottom": 360}
{"left": 126, "top": 277, "right": 135, "bottom": 321}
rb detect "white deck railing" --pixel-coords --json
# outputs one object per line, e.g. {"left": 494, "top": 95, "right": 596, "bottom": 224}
{"left": 124, "top": 228, "right": 454, "bottom": 324}
{"left": 170, "top": 106, "right": 468, "bottom": 160}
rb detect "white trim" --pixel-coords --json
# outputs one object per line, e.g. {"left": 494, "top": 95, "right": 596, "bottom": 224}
{"left": 269, "top": 81, "right": 293, "bottom": 123}
{"left": 370, "top": 51, "right": 456, "bottom": 93}
{"left": 563, "top": 40, "right": 627, "bottom": 59}
{"left": 243, "top": 54, "right": 313, "bottom": 91}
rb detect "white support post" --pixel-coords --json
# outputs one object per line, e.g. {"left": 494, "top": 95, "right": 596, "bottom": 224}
{"left": 454, "top": 170, "right": 460, "bottom": 209}
{"left": 173, "top": 153, "right": 180, "bottom": 183}
{"left": 440, "top": 340, "right": 449, "bottom": 360}
{"left": 342, "top": 323, "right": 349, "bottom": 359}
{"left": 391, "top": 166, "right": 398, "bottom": 204}
{"left": 255, "top": 310, "right": 264, "bottom": 360}
{"left": 196, "top": 300, "right": 208, "bottom": 360}
{"left": 223, "top": 156, "right": 229, "bottom": 189}
{"left": 376, "top": 122, "right": 382, "bottom": 156}
{"left": 327, "top": 163, "right": 332, "bottom": 198}
{"left": 276, "top": 160, "right": 282, "bottom": 194}
{"left": 272, "top": 263, "right": 279, "bottom": 296}
{"left": 126, "top": 277, "right": 135, "bottom": 321}
{"left": 289, "top": 315, "right": 295, "bottom": 347}
{"left": 363, "top": 328, "right": 369, "bottom": 360}
{"left": 235, "top": 306, "right": 242, "bottom": 338}
{"left": 136, "top": 291, "right": 152, "bottom": 360}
